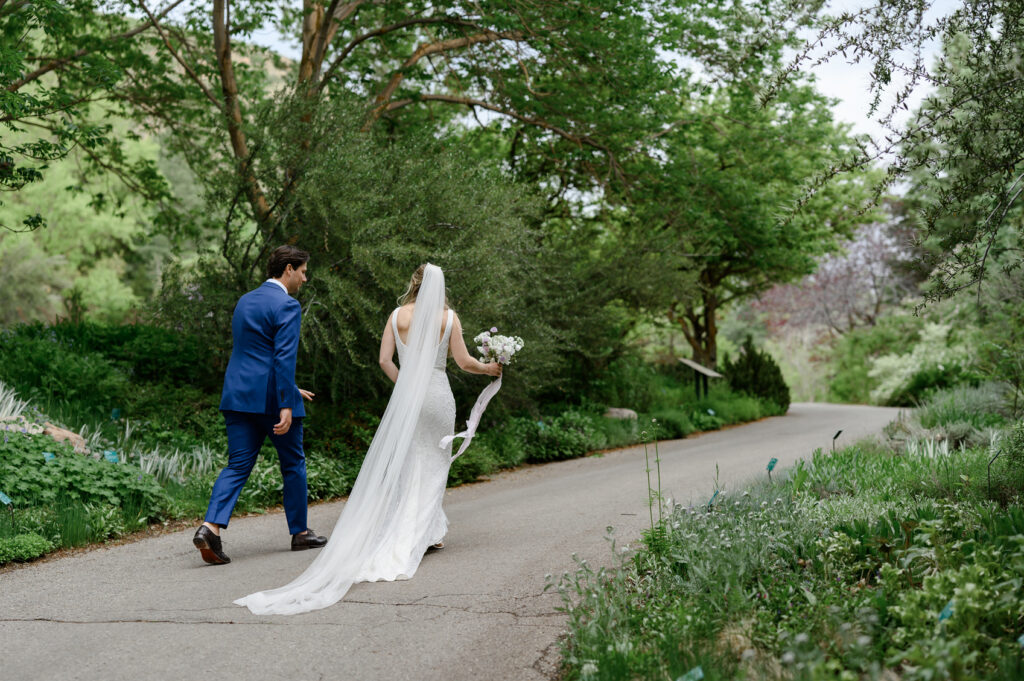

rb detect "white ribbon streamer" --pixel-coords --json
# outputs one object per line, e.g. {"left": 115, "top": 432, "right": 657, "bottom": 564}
{"left": 440, "top": 374, "right": 502, "bottom": 461}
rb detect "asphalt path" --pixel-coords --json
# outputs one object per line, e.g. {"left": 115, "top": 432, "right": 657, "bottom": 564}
{"left": 0, "top": 403, "right": 899, "bottom": 681}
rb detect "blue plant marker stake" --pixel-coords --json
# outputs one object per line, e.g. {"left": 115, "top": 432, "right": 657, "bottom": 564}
{"left": 111, "top": 408, "right": 121, "bottom": 421}
{"left": 1016, "top": 632, "right": 1023, "bottom": 647}
{"left": 707, "top": 489, "right": 719, "bottom": 509}
{"left": 0, "top": 491, "right": 12, "bottom": 506}
{"left": 676, "top": 666, "right": 704, "bottom": 681}
{"left": 939, "top": 599, "right": 954, "bottom": 622}
{"left": 42, "top": 451, "right": 55, "bottom": 462}
{"left": 767, "top": 457, "right": 778, "bottom": 472}
{"left": 103, "top": 450, "right": 119, "bottom": 464}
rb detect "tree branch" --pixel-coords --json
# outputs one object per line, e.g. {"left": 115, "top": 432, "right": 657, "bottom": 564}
{"left": 319, "top": 16, "right": 483, "bottom": 91}
{"left": 383, "top": 93, "right": 610, "bottom": 157}
{"left": 5, "top": 0, "right": 188, "bottom": 93}
{"left": 299, "top": 0, "right": 366, "bottom": 88}
{"left": 365, "top": 29, "right": 525, "bottom": 126}
{"left": 136, "top": 0, "right": 223, "bottom": 111}
{"left": 213, "top": 0, "right": 271, "bottom": 223}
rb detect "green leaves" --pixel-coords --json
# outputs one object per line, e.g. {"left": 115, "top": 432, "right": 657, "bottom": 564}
{"left": 0, "top": 533, "right": 53, "bottom": 564}
{"left": 0, "top": 432, "right": 168, "bottom": 517}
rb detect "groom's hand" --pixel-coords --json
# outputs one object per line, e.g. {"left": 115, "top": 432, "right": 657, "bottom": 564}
{"left": 274, "top": 408, "right": 293, "bottom": 436}
{"left": 299, "top": 388, "right": 315, "bottom": 401}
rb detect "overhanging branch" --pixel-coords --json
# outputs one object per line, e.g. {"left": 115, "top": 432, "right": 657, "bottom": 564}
{"left": 6, "top": 0, "right": 188, "bottom": 93}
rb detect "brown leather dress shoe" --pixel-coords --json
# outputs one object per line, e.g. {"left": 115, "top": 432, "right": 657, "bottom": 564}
{"left": 291, "top": 529, "right": 328, "bottom": 551}
{"left": 193, "top": 525, "right": 230, "bottom": 565}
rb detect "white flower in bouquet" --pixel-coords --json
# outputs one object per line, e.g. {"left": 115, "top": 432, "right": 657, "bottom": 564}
{"left": 473, "top": 327, "right": 524, "bottom": 365}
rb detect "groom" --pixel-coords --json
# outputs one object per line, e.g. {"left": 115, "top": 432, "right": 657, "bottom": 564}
{"left": 193, "top": 245, "right": 327, "bottom": 565}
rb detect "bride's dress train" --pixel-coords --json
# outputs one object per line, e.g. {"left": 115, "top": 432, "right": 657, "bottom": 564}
{"left": 235, "top": 266, "right": 455, "bottom": 615}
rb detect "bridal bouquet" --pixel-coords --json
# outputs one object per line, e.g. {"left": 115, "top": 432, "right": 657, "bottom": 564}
{"left": 474, "top": 328, "right": 524, "bottom": 365}
{"left": 442, "top": 327, "right": 522, "bottom": 461}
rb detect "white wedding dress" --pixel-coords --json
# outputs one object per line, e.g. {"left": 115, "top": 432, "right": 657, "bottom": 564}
{"left": 354, "top": 308, "right": 455, "bottom": 582}
{"left": 235, "top": 265, "right": 457, "bottom": 615}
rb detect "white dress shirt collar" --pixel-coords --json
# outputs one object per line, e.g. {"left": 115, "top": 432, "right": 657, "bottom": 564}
{"left": 266, "top": 278, "right": 289, "bottom": 294}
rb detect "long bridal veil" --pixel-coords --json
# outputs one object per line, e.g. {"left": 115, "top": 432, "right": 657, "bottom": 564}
{"left": 235, "top": 264, "right": 447, "bottom": 615}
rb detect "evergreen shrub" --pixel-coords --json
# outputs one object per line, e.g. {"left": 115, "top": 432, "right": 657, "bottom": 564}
{"left": 721, "top": 335, "right": 791, "bottom": 413}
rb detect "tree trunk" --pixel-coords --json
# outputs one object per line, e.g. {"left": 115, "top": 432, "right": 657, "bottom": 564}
{"left": 673, "top": 288, "right": 719, "bottom": 370}
{"left": 212, "top": 0, "right": 271, "bottom": 225}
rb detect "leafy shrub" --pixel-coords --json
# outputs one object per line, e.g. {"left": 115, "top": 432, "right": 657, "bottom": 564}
{"left": 0, "top": 321, "right": 217, "bottom": 425}
{"left": 588, "top": 357, "right": 663, "bottom": 413}
{"left": 448, "top": 428, "right": 528, "bottom": 485}
{"left": 305, "top": 453, "right": 360, "bottom": 501}
{"left": 648, "top": 409, "right": 693, "bottom": 439}
{"left": 700, "top": 391, "right": 767, "bottom": 421}
{"left": 0, "top": 533, "right": 52, "bottom": 564}
{"left": 828, "top": 314, "right": 924, "bottom": 403}
{"left": 592, "top": 415, "right": 640, "bottom": 449}
{"left": 0, "top": 432, "right": 168, "bottom": 520}
{"left": 122, "top": 383, "right": 226, "bottom": 451}
{"left": 721, "top": 335, "right": 791, "bottom": 413}
{"left": 917, "top": 383, "right": 1009, "bottom": 430}
{"left": 997, "top": 419, "right": 1024, "bottom": 493}
{"left": 39, "top": 322, "right": 209, "bottom": 385}
{"left": 689, "top": 408, "right": 725, "bottom": 431}
{"left": 516, "top": 409, "right": 605, "bottom": 463}
{"left": 2, "top": 499, "right": 149, "bottom": 549}
{"left": 0, "top": 333, "right": 128, "bottom": 414}
{"left": 869, "top": 323, "right": 974, "bottom": 406}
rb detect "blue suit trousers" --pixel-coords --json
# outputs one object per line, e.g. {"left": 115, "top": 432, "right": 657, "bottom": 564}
{"left": 205, "top": 411, "right": 308, "bottom": 535}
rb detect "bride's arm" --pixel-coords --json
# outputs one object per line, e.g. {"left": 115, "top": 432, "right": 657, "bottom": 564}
{"left": 450, "top": 314, "right": 502, "bottom": 377}
{"left": 378, "top": 313, "right": 400, "bottom": 383}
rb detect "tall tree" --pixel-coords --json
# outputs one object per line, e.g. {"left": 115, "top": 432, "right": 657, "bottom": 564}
{"left": 621, "top": 78, "right": 872, "bottom": 369}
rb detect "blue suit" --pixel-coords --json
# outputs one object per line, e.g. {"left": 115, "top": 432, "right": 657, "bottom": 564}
{"left": 205, "top": 281, "right": 309, "bottom": 535}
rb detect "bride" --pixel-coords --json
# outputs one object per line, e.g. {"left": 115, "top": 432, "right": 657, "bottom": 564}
{"left": 235, "top": 263, "right": 501, "bottom": 615}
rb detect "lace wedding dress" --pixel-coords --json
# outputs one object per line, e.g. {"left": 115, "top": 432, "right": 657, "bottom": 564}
{"left": 235, "top": 265, "right": 456, "bottom": 615}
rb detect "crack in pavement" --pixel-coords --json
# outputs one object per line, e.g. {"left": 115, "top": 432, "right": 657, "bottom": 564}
{"left": 0, "top": 597, "right": 566, "bottom": 627}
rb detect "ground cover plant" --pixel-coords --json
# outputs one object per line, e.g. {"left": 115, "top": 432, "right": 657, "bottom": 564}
{"left": 555, "top": 395, "right": 1024, "bottom": 680}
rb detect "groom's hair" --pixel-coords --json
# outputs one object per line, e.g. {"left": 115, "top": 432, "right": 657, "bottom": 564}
{"left": 267, "top": 245, "right": 310, "bottom": 279}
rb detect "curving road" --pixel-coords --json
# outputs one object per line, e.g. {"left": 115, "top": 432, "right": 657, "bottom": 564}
{"left": 0, "top": 403, "right": 899, "bottom": 681}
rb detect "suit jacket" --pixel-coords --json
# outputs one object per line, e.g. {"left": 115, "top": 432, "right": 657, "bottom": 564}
{"left": 219, "top": 281, "right": 306, "bottom": 418}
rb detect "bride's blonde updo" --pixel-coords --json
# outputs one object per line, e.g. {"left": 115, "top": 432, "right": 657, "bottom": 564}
{"left": 398, "top": 264, "right": 449, "bottom": 307}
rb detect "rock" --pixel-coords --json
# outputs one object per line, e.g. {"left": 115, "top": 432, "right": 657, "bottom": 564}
{"left": 43, "top": 422, "right": 88, "bottom": 454}
{"left": 603, "top": 407, "right": 638, "bottom": 420}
